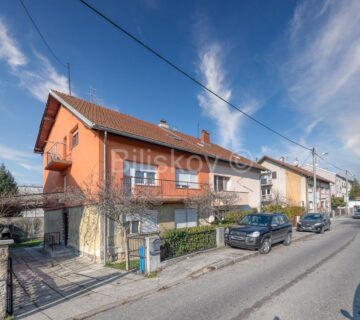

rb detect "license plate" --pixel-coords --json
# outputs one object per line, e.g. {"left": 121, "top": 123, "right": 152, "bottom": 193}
{"left": 231, "top": 236, "right": 244, "bottom": 240}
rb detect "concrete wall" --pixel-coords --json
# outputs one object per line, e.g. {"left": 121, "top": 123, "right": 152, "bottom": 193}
{"left": 285, "top": 170, "right": 302, "bottom": 205}
{"left": 0, "top": 217, "right": 44, "bottom": 240}
{"left": 44, "top": 206, "right": 102, "bottom": 260}
{"left": 260, "top": 160, "right": 287, "bottom": 200}
{"left": 209, "top": 161, "right": 261, "bottom": 209}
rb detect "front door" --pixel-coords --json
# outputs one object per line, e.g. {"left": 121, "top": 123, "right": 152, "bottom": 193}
{"left": 62, "top": 209, "right": 69, "bottom": 246}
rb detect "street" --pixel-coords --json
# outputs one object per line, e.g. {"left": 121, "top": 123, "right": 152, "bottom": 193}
{"left": 90, "top": 218, "right": 360, "bottom": 320}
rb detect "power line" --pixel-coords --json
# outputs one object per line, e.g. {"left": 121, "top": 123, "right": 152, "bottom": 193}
{"left": 19, "top": 0, "right": 66, "bottom": 68}
{"left": 78, "top": 0, "right": 312, "bottom": 152}
{"left": 18, "top": 0, "right": 72, "bottom": 95}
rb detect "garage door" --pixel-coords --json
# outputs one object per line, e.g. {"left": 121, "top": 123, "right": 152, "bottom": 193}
{"left": 174, "top": 209, "right": 198, "bottom": 229}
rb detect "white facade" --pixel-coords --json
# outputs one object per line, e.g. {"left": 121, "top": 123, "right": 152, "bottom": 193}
{"left": 302, "top": 165, "right": 351, "bottom": 200}
{"left": 209, "top": 160, "right": 261, "bottom": 210}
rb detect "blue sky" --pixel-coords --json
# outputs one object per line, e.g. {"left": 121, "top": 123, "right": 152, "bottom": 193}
{"left": 0, "top": 0, "right": 359, "bottom": 185}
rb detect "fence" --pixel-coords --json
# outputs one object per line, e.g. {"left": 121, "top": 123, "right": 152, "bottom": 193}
{"left": 331, "top": 207, "right": 355, "bottom": 217}
{"left": 127, "top": 235, "right": 147, "bottom": 272}
{"left": 44, "top": 232, "right": 61, "bottom": 251}
{"left": 6, "top": 257, "right": 13, "bottom": 316}
{"left": 160, "top": 228, "right": 216, "bottom": 261}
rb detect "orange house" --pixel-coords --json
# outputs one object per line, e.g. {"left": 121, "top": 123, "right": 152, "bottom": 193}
{"left": 34, "top": 90, "right": 261, "bottom": 260}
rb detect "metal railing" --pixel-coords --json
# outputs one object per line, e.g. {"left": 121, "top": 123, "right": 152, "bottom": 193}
{"left": 6, "top": 257, "right": 13, "bottom": 316}
{"left": 261, "top": 194, "right": 273, "bottom": 202}
{"left": 260, "top": 178, "right": 272, "bottom": 185}
{"left": 46, "top": 142, "right": 71, "bottom": 167}
{"left": 122, "top": 176, "right": 209, "bottom": 200}
{"left": 44, "top": 232, "right": 61, "bottom": 251}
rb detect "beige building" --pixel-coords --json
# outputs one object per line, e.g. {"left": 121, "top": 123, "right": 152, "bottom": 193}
{"left": 258, "top": 156, "right": 331, "bottom": 212}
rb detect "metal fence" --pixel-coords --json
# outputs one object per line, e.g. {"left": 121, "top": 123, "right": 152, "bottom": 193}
{"left": 6, "top": 257, "right": 13, "bottom": 316}
{"left": 127, "top": 235, "right": 146, "bottom": 273}
{"left": 160, "top": 229, "right": 216, "bottom": 261}
{"left": 44, "top": 232, "right": 61, "bottom": 251}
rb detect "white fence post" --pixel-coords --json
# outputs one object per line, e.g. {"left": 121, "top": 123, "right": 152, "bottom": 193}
{"left": 145, "top": 235, "right": 161, "bottom": 274}
{"left": 216, "top": 227, "right": 225, "bottom": 248}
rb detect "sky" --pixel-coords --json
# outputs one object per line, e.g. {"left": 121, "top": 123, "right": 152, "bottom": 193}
{"left": 0, "top": 0, "right": 359, "bottom": 186}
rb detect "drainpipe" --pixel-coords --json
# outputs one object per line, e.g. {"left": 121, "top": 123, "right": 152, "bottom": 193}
{"left": 103, "top": 130, "right": 108, "bottom": 264}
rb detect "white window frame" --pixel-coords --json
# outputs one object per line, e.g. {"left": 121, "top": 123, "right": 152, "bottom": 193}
{"left": 72, "top": 129, "right": 79, "bottom": 148}
{"left": 175, "top": 169, "right": 198, "bottom": 189}
{"left": 214, "top": 175, "right": 230, "bottom": 192}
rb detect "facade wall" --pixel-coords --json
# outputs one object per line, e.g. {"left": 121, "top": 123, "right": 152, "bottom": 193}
{"left": 43, "top": 105, "right": 102, "bottom": 194}
{"left": 209, "top": 161, "right": 261, "bottom": 209}
{"left": 285, "top": 169, "right": 302, "bottom": 205}
{"left": 44, "top": 206, "right": 102, "bottom": 260}
{"left": 260, "top": 160, "right": 287, "bottom": 200}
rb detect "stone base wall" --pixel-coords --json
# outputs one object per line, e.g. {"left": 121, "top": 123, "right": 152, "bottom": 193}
{"left": 0, "top": 240, "right": 12, "bottom": 318}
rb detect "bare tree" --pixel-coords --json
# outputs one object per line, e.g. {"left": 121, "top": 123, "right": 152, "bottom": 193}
{"left": 185, "top": 189, "right": 240, "bottom": 224}
{"left": 0, "top": 190, "right": 21, "bottom": 217}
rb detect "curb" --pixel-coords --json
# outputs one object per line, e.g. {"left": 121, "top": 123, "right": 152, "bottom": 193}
{"left": 72, "top": 231, "right": 315, "bottom": 320}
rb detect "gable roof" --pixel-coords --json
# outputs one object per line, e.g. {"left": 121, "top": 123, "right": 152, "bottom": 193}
{"left": 34, "top": 90, "right": 264, "bottom": 170}
{"left": 258, "top": 156, "right": 331, "bottom": 183}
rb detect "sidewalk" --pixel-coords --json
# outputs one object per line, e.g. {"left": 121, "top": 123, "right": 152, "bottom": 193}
{"left": 12, "top": 229, "right": 312, "bottom": 320}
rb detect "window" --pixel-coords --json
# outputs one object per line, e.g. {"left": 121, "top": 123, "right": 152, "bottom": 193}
{"left": 174, "top": 209, "right": 198, "bottom": 228}
{"left": 176, "top": 169, "right": 198, "bottom": 189}
{"left": 72, "top": 129, "right": 79, "bottom": 148}
{"left": 126, "top": 221, "right": 139, "bottom": 234}
{"left": 214, "top": 175, "right": 230, "bottom": 191}
{"left": 272, "top": 172, "right": 277, "bottom": 179}
{"left": 123, "top": 161, "right": 157, "bottom": 186}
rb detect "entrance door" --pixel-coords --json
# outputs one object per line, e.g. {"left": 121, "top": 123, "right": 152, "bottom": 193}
{"left": 62, "top": 209, "right": 69, "bottom": 246}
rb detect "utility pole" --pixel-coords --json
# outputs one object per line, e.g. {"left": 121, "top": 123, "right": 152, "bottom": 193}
{"left": 312, "top": 147, "right": 317, "bottom": 212}
{"left": 345, "top": 170, "right": 349, "bottom": 216}
{"left": 67, "top": 62, "right": 72, "bottom": 95}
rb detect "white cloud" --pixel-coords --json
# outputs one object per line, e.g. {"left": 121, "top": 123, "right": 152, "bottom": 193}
{"left": 0, "top": 18, "right": 27, "bottom": 68}
{"left": 0, "top": 18, "right": 68, "bottom": 102}
{"left": 197, "top": 44, "right": 259, "bottom": 150}
{"left": 19, "top": 163, "right": 42, "bottom": 172}
{"left": 14, "top": 52, "right": 68, "bottom": 102}
{"left": 0, "top": 144, "right": 33, "bottom": 162}
{"left": 280, "top": 0, "right": 360, "bottom": 177}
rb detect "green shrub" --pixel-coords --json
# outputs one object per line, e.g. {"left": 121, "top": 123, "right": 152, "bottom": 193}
{"left": 261, "top": 205, "right": 305, "bottom": 219}
{"left": 160, "top": 225, "right": 216, "bottom": 260}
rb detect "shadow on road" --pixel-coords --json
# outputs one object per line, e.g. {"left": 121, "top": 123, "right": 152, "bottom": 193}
{"left": 341, "top": 283, "right": 360, "bottom": 319}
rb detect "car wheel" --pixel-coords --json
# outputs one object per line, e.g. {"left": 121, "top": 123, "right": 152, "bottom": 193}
{"left": 259, "top": 238, "right": 271, "bottom": 254}
{"left": 283, "top": 233, "right": 292, "bottom": 246}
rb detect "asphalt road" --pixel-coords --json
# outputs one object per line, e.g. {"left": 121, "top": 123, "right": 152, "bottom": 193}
{"left": 90, "top": 218, "right": 360, "bottom": 320}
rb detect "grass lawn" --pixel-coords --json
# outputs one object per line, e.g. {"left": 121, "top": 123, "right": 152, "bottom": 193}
{"left": 10, "top": 239, "right": 43, "bottom": 249}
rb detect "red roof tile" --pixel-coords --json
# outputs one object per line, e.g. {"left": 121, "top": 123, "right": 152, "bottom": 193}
{"left": 259, "top": 156, "right": 331, "bottom": 183}
{"left": 35, "top": 90, "right": 264, "bottom": 170}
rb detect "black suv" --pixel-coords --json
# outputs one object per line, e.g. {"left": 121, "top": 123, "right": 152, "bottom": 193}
{"left": 224, "top": 213, "right": 292, "bottom": 254}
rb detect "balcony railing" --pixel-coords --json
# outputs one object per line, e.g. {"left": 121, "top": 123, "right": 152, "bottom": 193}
{"left": 261, "top": 194, "right": 273, "bottom": 202}
{"left": 121, "top": 176, "right": 209, "bottom": 201}
{"left": 260, "top": 178, "right": 272, "bottom": 186}
{"left": 45, "top": 142, "right": 72, "bottom": 171}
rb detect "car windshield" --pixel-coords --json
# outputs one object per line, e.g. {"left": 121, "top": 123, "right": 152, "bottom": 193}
{"left": 356, "top": 209, "right": 360, "bottom": 213}
{"left": 238, "top": 215, "right": 271, "bottom": 226}
{"left": 302, "top": 214, "right": 323, "bottom": 220}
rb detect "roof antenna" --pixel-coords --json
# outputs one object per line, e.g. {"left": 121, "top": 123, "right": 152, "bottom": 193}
{"left": 88, "top": 86, "right": 97, "bottom": 103}
{"left": 67, "top": 62, "right": 72, "bottom": 95}
{"left": 197, "top": 121, "right": 200, "bottom": 139}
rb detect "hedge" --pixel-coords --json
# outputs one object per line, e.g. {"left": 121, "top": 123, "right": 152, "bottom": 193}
{"left": 261, "top": 204, "right": 305, "bottom": 218}
{"left": 160, "top": 225, "right": 216, "bottom": 260}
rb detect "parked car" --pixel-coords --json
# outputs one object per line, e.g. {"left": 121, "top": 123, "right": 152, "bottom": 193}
{"left": 224, "top": 213, "right": 292, "bottom": 254}
{"left": 353, "top": 209, "right": 360, "bottom": 219}
{"left": 296, "top": 213, "right": 331, "bottom": 233}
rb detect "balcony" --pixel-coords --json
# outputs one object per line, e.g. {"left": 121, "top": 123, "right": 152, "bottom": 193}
{"left": 260, "top": 178, "right": 272, "bottom": 186}
{"left": 121, "top": 176, "right": 209, "bottom": 202}
{"left": 261, "top": 194, "right": 273, "bottom": 202}
{"left": 45, "top": 142, "right": 72, "bottom": 171}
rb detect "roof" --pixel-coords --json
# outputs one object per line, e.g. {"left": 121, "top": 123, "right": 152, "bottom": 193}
{"left": 258, "top": 156, "right": 331, "bottom": 183}
{"left": 34, "top": 90, "right": 264, "bottom": 170}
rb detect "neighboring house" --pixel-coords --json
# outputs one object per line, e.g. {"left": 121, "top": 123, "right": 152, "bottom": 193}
{"left": 258, "top": 156, "right": 331, "bottom": 212}
{"left": 302, "top": 165, "right": 352, "bottom": 201}
{"left": 17, "top": 186, "right": 44, "bottom": 217}
{"left": 34, "top": 90, "right": 262, "bottom": 260}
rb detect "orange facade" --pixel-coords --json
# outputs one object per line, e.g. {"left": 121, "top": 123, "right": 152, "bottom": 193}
{"left": 43, "top": 104, "right": 210, "bottom": 201}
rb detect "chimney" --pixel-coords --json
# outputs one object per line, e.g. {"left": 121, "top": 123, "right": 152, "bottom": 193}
{"left": 200, "top": 130, "right": 210, "bottom": 144}
{"left": 293, "top": 158, "right": 299, "bottom": 166}
{"left": 158, "top": 119, "right": 169, "bottom": 129}
{"left": 279, "top": 156, "right": 285, "bottom": 163}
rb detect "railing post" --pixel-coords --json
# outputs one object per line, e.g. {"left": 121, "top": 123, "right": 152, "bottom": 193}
{"left": 0, "top": 239, "right": 13, "bottom": 318}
